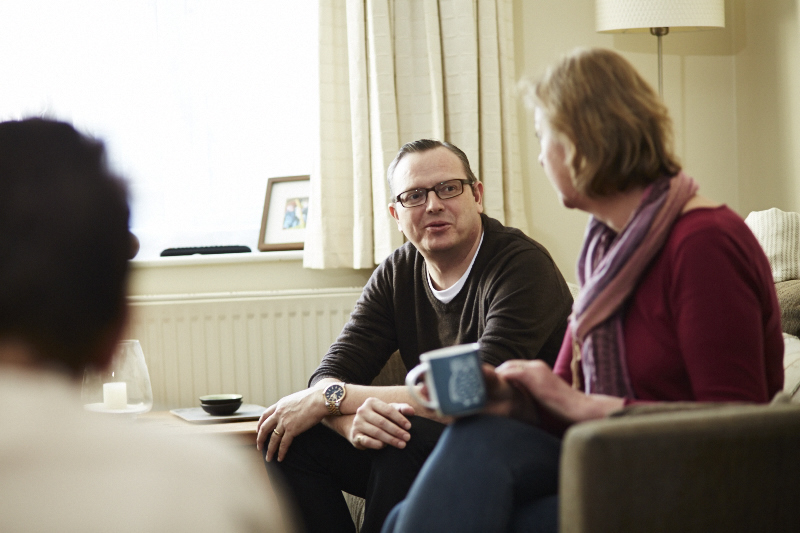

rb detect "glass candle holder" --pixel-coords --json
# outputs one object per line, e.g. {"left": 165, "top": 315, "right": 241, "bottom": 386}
{"left": 81, "top": 339, "right": 153, "bottom": 415}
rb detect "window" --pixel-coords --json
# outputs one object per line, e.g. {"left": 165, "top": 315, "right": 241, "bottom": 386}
{"left": 0, "top": 1, "right": 318, "bottom": 259}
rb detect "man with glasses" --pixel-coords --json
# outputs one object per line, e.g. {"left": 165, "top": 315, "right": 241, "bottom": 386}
{"left": 258, "top": 139, "right": 572, "bottom": 533}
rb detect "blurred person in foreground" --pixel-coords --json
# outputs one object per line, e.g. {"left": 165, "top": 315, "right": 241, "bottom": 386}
{"left": 382, "top": 47, "right": 784, "bottom": 533}
{"left": 0, "top": 118, "right": 295, "bottom": 532}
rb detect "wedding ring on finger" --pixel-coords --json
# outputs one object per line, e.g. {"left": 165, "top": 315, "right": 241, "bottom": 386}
{"left": 273, "top": 429, "right": 283, "bottom": 436}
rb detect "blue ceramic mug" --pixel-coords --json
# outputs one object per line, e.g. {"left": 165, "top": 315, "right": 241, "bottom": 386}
{"left": 405, "top": 342, "right": 486, "bottom": 416}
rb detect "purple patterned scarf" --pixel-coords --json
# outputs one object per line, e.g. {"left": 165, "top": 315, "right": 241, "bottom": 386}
{"left": 571, "top": 172, "right": 698, "bottom": 397}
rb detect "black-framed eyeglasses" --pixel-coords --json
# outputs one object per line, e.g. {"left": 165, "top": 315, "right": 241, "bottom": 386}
{"left": 394, "top": 179, "right": 474, "bottom": 208}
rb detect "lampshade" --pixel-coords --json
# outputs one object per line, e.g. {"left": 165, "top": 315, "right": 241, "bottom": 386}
{"left": 596, "top": 0, "right": 725, "bottom": 33}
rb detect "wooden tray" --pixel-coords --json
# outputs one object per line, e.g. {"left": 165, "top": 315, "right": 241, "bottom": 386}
{"left": 170, "top": 404, "right": 267, "bottom": 423}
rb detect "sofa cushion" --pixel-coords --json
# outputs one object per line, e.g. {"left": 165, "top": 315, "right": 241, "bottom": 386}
{"left": 783, "top": 333, "right": 800, "bottom": 399}
{"left": 776, "top": 280, "right": 800, "bottom": 337}
{"left": 744, "top": 208, "right": 800, "bottom": 283}
{"left": 370, "top": 351, "right": 406, "bottom": 386}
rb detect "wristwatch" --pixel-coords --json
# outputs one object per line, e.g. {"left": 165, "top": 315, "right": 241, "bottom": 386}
{"left": 323, "top": 382, "right": 346, "bottom": 415}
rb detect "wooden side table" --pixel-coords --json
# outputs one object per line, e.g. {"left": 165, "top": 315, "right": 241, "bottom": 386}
{"left": 137, "top": 410, "right": 260, "bottom": 447}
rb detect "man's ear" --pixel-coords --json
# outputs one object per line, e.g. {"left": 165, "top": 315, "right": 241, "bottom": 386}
{"left": 388, "top": 203, "right": 404, "bottom": 232}
{"left": 472, "top": 181, "right": 485, "bottom": 214}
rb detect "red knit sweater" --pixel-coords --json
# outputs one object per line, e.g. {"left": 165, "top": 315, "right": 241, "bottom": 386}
{"left": 554, "top": 206, "right": 784, "bottom": 404}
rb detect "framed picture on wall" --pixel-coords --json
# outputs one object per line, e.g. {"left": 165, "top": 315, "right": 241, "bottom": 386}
{"left": 258, "top": 175, "right": 310, "bottom": 251}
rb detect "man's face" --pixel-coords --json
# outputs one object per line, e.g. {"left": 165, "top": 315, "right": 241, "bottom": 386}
{"left": 388, "top": 147, "right": 484, "bottom": 263}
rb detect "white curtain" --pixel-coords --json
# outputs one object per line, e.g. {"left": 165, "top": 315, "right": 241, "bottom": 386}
{"left": 304, "top": 0, "right": 527, "bottom": 269}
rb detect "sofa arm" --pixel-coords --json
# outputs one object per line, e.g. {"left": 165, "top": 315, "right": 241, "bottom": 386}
{"left": 559, "top": 403, "right": 800, "bottom": 533}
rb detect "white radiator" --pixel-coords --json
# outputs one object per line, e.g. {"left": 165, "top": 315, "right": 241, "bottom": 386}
{"left": 125, "top": 288, "right": 362, "bottom": 410}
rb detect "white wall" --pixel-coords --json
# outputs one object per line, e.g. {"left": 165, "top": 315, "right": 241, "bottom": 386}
{"left": 735, "top": 0, "right": 800, "bottom": 216}
{"left": 513, "top": 0, "right": 742, "bottom": 282}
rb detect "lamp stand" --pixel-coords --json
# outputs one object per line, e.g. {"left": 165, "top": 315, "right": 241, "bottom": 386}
{"left": 649, "top": 27, "right": 669, "bottom": 97}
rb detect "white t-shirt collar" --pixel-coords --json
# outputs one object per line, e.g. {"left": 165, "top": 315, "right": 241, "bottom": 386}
{"left": 427, "top": 231, "right": 484, "bottom": 304}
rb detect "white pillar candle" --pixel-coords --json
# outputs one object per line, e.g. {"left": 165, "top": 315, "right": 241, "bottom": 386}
{"left": 103, "top": 382, "right": 127, "bottom": 410}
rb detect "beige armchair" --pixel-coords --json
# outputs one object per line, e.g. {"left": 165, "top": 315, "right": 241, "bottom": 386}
{"left": 560, "top": 398, "right": 800, "bottom": 532}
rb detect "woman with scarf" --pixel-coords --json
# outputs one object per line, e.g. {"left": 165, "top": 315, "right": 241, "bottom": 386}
{"left": 381, "top": 47, "right": 784, "bottom": 533}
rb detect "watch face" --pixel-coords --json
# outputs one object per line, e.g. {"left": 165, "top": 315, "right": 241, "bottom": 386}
{"left": 325, "top": 384, "right": 345, "bottom": 402}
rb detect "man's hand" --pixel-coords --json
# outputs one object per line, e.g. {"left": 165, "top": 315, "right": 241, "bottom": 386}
{"left": 348, "top": 398, "right": 415, "bottom": 450}
{"left": 256, "top": 385, "right": 328, "bottom": 463}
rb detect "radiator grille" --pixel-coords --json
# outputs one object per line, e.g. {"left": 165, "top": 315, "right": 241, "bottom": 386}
{"left": 125, "top": 289, "right": 361, "bottom": 410}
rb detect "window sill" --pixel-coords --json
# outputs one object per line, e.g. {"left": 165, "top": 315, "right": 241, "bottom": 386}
{"left": 131, "top": 250, "right": 303, "bottom": 269}
{"left": 129, "top": 250, "right": 372, "bottom": 297}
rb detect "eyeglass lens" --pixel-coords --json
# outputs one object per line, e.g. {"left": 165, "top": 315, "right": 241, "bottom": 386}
{"left": 399, "top": 180, "right": 465, "bottom": 207}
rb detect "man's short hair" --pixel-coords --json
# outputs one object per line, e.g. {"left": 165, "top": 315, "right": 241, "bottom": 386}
{"left": 0, "top": 118, "right": 131, "bottom": 374}
{"left": 386, "top": 139, "right": 478, "bottom": 197}
{"left": 525, "top": 47, "right": 681, "bottom": 198}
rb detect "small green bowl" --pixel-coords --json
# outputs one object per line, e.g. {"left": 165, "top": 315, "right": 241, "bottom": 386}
{"left": 199, "top": 394, "right": 243, "bottom": 416}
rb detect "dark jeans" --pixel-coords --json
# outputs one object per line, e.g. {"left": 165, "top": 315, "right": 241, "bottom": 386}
{"left": 381, "top": 415, "right": 561, "bottom": 533}
{"left": 265, "top": 416, "right": 445, "bottom": 533}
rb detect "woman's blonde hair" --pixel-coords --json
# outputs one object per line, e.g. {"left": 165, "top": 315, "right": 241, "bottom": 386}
{"left": 526, "top": 47, "right": 681, "bottom": 197}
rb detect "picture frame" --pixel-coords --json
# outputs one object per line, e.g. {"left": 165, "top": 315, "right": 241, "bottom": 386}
{"left": 258, "top": 175, "right": 310, "bottom": 251}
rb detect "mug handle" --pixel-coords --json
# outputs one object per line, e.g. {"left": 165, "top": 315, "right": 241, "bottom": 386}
{"left": 405, "top": 363, "right": 436, "bottom": 409}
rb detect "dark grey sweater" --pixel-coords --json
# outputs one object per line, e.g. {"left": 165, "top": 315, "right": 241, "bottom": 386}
{"left": 309, "top": 214, "right": 572, "bottom": 386}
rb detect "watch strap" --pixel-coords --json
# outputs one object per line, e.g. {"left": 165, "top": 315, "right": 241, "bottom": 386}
{"left": 326, "top": 401, "right": 342, "bottom": 416}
